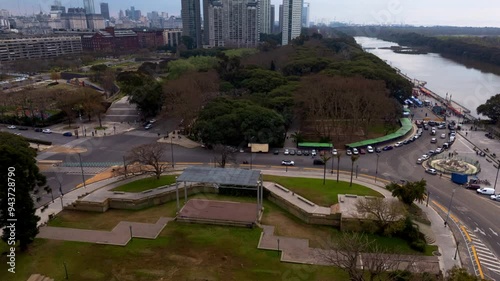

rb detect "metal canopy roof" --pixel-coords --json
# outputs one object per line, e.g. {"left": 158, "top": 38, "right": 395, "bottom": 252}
{"left": 176, "top": 166, "right": 261, "bottom": 187}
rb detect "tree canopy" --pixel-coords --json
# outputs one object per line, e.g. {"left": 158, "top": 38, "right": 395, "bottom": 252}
{"left": 386, "top": 179, "right": 427, "bottom": 206}
{"left": 477, "top": 93, "right": 500, "bottom": 123}
{"left": 0, "top": 133, "right": 45, "bottom": 251}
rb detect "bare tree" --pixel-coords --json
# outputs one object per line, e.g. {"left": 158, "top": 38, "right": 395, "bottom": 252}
{"left": 126, "top": 143, "right": 170, "bottom": 179}
{"left": 317, "top": 232, "right": 414, "bottom": 281}
{"left": 213, "top": 144, "right": 237, "bottom": 168}
{"left": 79, "top": 88, "right": 106, "bottom": 127}
{"left": 355, "top": 197, "right": 407, "bottom": 235}
{"left": 50, "top": 71, "right": 61, "bottom": 82}
{"left": 350, "top": 155, "right": 359, "bottom": 187}
{"left": 101, "top": 68, "right": 115, "bottom": 98}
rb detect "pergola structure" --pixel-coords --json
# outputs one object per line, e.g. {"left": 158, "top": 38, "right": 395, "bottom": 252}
{"left": 175, "top": 166, "right": 264, "bottom": 219}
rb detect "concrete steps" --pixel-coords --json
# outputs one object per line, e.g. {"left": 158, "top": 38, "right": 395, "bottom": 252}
{"left": 27, "top": 274, "right": 54, "bottom": 281}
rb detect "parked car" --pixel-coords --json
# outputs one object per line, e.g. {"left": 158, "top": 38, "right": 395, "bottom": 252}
{"left": 435, "top": 148, "right": 443, "bottom": 154}
{"left": 375, "top": 147, "right": 382, "bottom": 153}
{"left": 428, "top": 150, "right": 435, "bottom": 155}
{"left": 42, "top": 129, "right": 52, "bottom": 134}
{"left": 367, "top": 146, "right": 374, "bottom": 153}
{"left": 284, "top": 149, "right": 290, "bottom": 155}
{"left": 403, "top": 139, "right": 410, "bottom": 145}
{"left": 313, "top": 159, "right": 325, "bottom": 165}
{"left": 440, "top": 133, "right": 446, "bottom": 139}
{"left": 421, "top": 154, "right": 430, "bottom": 160}
{"left": 416, "top": 158, "right": 423, "bottom": 164}
{"left": 477, "top": 188, "right": 495, "bottom": 195}
{"left": 144, "top": 124, "right": 153, "bottom": 130}
{"left": 490, "top": 194, "right": 500, "bottom": 201}
{"left": 296, "top": 150, "right": 302, "bottom": 156}
{"left": 303, "top": 150, "right": 310, "bottom": 156}
{"left": 7, "top": 125, "right": 16, "bottom": 129}
{"left": 352, "top": 148, "right": 359, "bottom": 155}
{"left": 430, "top": 138, "right": 437, "bottom": 143}
{"left": 382, "top": 145, "right": 393, "bottom": 151}
{"left": 465, "top": 184, "right": 480, "bottom": 190}
{"left": 438, "top": 124, "right": 446, "bottom": 129}
{"left": 425, "top": 168, "right": 438, "bottom": 175}
{"left": 62, "top": 132, "right": 73, "bottom": 137}
{"left": 431, "top": 130, "right": 436, "bottom": 136}
{"left": 346, "top": 149, "right": 352, "bottom": 156}
{"left": 311, "top": 149, "right": 317, "bottom": 156}
{"left": 443, "top": 143, "right": 450, "bottom": 149}
{"left": 34, "top": 128, "right": 43, "bottom": 132}
{"left": 395, "top": 142, "right": 403, "bottom": 147}
{"left": 332, "top": 149, "right": 338, "bottom": 156}
{"left": 289, "top": 149, "right": 296, "bottom": 155}
{"left": 148, "top": 119, "right": 157, "bottom": 124}
{"left": 273, "top": 150, "right": 279, "bottom": 155}
{"left": 359, "top": 148, "right": 366, "bottom": 154}
{"left": 281, "top": 160, "right": 294, "bottom": 166}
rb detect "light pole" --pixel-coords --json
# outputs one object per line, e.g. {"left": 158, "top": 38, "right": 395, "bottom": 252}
{"left": 355, "top": 164, "right": 359, "bottom": 179}
{"left": 493, "top": 161, "right": 500, "bottom": 193}
{"left": 77, "top": 153, "right": 86, "bottom": 188}
{"left": 170, "top": 135, "right": 175, "bottom": 168}
{"left": 445, "top": 187, "right": 457, "bottom": 226}
{"left": 454, "top": 241, "right": 460, "bottom": 260}
{"left": 375, "top": 154, "right": 380, "bottom": 182}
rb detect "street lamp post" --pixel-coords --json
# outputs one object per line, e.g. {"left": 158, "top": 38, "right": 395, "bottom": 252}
{"left": 454, "top": 241, "right": 460, "bottom": 260}
{"left": 355, "top": 164, "right": 359, "bottom": 179}
{"left": 170, "top": 135, "right": 175, "bottom": 168}
{"left": 375, "top": 154, "right": 380, "bottom": 182}
{"left": 77, "top": 153, "right": 86, "bottom": 188}
{"left": 445, "top": 187, "right": 457, "bottom": 226}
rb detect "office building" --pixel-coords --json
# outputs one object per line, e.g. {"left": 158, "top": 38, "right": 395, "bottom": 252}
{"left": 181, "top": 0, "right": 202, "bottom": 48}
{"left": 0, "top": 35, "right": 82, "bottom": 62}
{"left": 302, "top": 2, "right": 309, "bottom": 27}
{"left": 278, "top": 4, "right": 283, "bottom": 34}
{"left": 281, "top": 0, "right": 302, "bottom": 45}
{"left": 86, "top": 14, "right": 105, "bottom": 30}
{"left": 163, "top": 29, "right": 182, "bottom": 47}
{"left": 100, "top": 3, "right": 110, "bottom": 20}
{"left": 270, "top": 5, "right": 275, "bottom": 33}
{"left": 83, "top": 0, "right": 95, "bottom": 15}
{"left": 65, "top": 8, "right": 88, "bottom": 30}
{"left": 258, "top": 0, "right": 271, "bottom": 34}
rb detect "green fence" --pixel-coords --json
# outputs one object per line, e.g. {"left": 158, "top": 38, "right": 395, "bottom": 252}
{"left": 346, "top": 118, "right": 412, "bottom": 148}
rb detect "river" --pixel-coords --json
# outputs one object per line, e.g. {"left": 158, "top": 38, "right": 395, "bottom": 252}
{"left": 354, "top": 37, "right": 500, "bottom": 118}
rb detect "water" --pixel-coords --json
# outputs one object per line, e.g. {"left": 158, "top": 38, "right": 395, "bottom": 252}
{"left": 355, "top": 37, "right": 500, "bottom": 118}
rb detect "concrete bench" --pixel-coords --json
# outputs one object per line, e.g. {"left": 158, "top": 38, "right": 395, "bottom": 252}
{"left": 297, "top": 196, "right": 315, "bottom": 207}
{"left": 141, "top": 190, "right": 153, "bottom": 194}
{"left": 274, "top": 183, "right": 290, "bottom": 193}
{"left": 113, "top": 191, "right": 125, "bottom": 195}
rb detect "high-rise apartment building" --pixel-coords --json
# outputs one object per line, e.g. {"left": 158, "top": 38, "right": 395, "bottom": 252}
{"left": 270, "top": 5, "right": 275, "bottom": 33}
{"left": 278, "top": 4, "right": 283, "bottom": 34}
{"left": 206, "top": 0, "right": 259, "bottom": 48}
{"left": 100, "top": 3, "right": 110, "bottom": 20}
{"left": 302, "top": 2, "right": 309, "bottom": 27}
{"left": 181, "top": 0, "right": 202, "bottom": 48}
{"left": 281, "top": 0, "right": 302, "bottom": 45}
{"left": 83, "top": 0, "right": 95, "bottom": 14}
{"left": 0, "top": 35, "right": 82, "bottom": 62}
{"left": 258, "top": 0, "right": 271, "bottom": 34}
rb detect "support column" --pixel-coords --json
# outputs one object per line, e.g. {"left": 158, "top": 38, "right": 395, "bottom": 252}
{"left": 256, "top": 183, "right": 260, "bottom": 219}
{"left": 184, "top": 181, "right": 188, "bottom": 203}
{"left": 175, "top": 181, "right": 180, "bottom": 211}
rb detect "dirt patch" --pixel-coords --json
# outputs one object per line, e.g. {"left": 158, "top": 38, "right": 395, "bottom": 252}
{"left": 46, "top": 146, "right": 87, "bottom": 154}
{"left": 168, "top": 254, "right": 202, "bottom": 265}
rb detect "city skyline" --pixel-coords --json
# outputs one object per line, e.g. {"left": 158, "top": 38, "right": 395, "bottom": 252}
{"left": 1, "top": 0, "right": 500, "bottom": 27}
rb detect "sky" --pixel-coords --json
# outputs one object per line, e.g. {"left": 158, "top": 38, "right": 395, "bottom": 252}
{"left": 2, "top": 0, "right": 500, "bottom": 27}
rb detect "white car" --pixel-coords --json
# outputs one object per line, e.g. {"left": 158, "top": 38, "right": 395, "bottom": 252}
{"left": 346, "top": 149, "right": 352, "bottom": 156}
{"left": 352, "top": 148, "right": 359, "bottom": 155}
{"left": 42, "top": 129, "right": 52, "bottom": 134}
{"left": 490, "top": 194, "right": 500, "bottom": 201}
{"left": 440, "top": 133, "right": 446, "bottom": 139}
{"left": 430, "top": 138, "right": 437, "bottom": 143}
{"left": 311, "top": 149, "right": 317, "bottom": 156}
{"left": 7, "top": 125, "right": 16, "bottom": 129}
{"left": 416, "top": 158, "right": 423, "bottom": 164}
{"left": 332, "top": 149, "right": 338, "bottom": 156}
{"left": 435, "top": 147, "right": 443, "bottom": 154}
{"left": 281, "top": 160, "right": 294, "bottom": 166}
{"left": 421, "top": 154, "right": 430, "bottom": 160}
{"left": 367, "top": 146, "right": 374, "bottom": 153}
{"left": 284, "top": 149, "right": 289, "bottom": 155}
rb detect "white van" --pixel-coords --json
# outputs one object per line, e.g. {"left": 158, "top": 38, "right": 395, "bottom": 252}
{"left": 449, "top": 136, "right": 455, "bottom": 143}
{"left": 477, "top": 187, "right": 495, "bottom": 195}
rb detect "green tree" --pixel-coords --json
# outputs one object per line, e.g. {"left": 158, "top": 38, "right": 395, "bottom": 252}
{"left": 477, "top": 93, "right": 500, "bottom": 123}
{"left": 386, "top": 179, "right": 427, "bottom": 206}
{"left": 336, "top": 152, "right": 343, "bottom": 183}
{"left": 321, "top": 155, "right": 332, "bottom": 185}
{"left": 446, "top": 266, "right": 483, "bottom": 281}
{"left": 349, "top": 155, "right": 359, "bottom": 187}
{"left": 0, "top": 133, "right": 45, "bottom": 251}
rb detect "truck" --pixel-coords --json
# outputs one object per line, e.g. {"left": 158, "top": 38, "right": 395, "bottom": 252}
{"left": 451, "top": 173, "right": 468, "bottom": 185}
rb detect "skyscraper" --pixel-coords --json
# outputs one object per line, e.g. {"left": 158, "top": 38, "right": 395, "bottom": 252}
{"left": 202, "top": 0, "right": 214, "bottom": 46}
{"left": 181, "top": 0, "right": 202, "bottom": 48}
{"left": 270, "top": 5, "right": 275, "bottom": 33}
{"left": 278, "top": 4, "right": 283, "bottom": 34}
{"left": 100, "top": 2, "right": 110, "bottom": 20}
{"left": 302, "top": 2, "right": 309, "bottom": 27}
{"left": 258, "top": 0, "right": 271, "bottom": 34}
{"left": 281, "top": 0, "right": 303, "bottom": 45}
{"left": 83, "top": 0, "right": 95, "bottom": 14}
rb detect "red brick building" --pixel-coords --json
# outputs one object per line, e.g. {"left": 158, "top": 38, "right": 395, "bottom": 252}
{"left": 134, "top": 29, "right": 165, "bottom": 49}
{"left": 81, "top": 27, "right": 139, "bottom": 52}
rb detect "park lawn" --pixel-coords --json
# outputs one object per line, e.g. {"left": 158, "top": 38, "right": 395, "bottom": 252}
{"left": 0, "top": 222, "right": 347, "bottom": 281}
{"left": 263, "top": 175, "right": 382, "bottom": 206}
{"left": 110, "top": 175, "right": 177, "bottom": 193}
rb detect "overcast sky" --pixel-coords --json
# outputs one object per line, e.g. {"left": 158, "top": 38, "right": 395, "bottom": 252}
{"left": 2, "top": 0, "right": 500, "bottom": 27}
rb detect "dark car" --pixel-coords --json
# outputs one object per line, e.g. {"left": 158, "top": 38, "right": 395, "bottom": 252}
{"left": 303, "top": 150, "right": 310, "bottom": 156}
{"left": 34, "top": 128, "right": 43, "bottom": 132}
{"left": 403, "top": 139, "right": 410, "bottom": 145}
{"left": 375, "top": 147, "right": 382, "bottom": 153}
{"left": 273, "top": 150, "right": 279, "bottom": 155}
{"left": 313, "top": 159, "right": 325, "bottom": 165}
{"left": 17, "top": 127, "right": 28, "bottom": 130}
{"left": 62, "top": 132, "right": 73, "bottom": 137}
{"left": 382, "top": 145, "right": 394, "bottom": 151}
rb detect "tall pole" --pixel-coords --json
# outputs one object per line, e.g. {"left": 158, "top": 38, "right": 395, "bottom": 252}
{"left": 323, "top": 162, "right": 327, "bottom": 185}
{"left": 78, "top": 153, "right": 86, "bottom": 188}
{"left": 493, "top": 162, "right": 500, "bottom": 193}
{"left": 122, "top": 156, "right": 127, "bottom": 178}
{"left": 375, "top": 154, "right": 380, "bottom": 182}
{"left": 426, "top": 191, "right": 430, "bottom": 207}
{"left": 170, "top": 136, "right": 175, "bottom": 168}
{"left": 445, "top": 187, "right": 456, "bottom": 226}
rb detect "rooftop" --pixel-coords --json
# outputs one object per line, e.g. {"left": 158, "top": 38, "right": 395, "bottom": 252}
{"left": 177, "top": 166, "right": 261, "bottom": 187}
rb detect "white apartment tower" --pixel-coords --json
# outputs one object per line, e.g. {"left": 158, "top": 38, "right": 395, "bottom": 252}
{"left": 83, "top": 0, "right": 95, "bottom": 14}
{"left": 302, "top": 2, "right": 309, "bottom": 27}
{"left": 258, "top": 0, "right": 271, "bottom": 34}
{"left": 281, "top": 0, "right": 303, "bottom": 45}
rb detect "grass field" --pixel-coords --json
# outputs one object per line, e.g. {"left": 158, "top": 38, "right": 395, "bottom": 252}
{"left": 263, "top": 175, "right": 382, "bottom": 206}
{"left": 110, "top": 175, "right": 177, "bottom": 193}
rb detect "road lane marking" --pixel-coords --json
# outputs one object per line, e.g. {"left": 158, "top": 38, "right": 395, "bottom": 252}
{"left": 461, "top": 226, "right": 472, "bottom": 242}
{"left": 489, "top": 228, "right": 498, "bottom": 236}
{"left": 471, "top": 245, "right": 485, "bottom": 279}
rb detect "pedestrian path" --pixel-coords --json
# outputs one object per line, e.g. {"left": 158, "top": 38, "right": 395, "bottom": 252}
{"left": 37, "top": 217, "right": 173, "bottom": 246}
{"left": 459, "top": 225, "right": 500, "bottom": 279}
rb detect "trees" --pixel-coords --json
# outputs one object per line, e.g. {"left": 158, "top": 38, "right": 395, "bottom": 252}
{"left": 101, "top": 68, "right": 116, "bottom": 98}
{"left": 321, "top": 155, "right": 332, "bottom": 185}
{"left": 0, "top": 133, "right": 45, "bottom": 251}
{"left": 50, "top": 71, "right": 61, "bottom": 82}
{"left": 117, "top": 71, "right": 163, "bottom": 118}
{"left": 213, "top": 144, "right": 237, "bottom": 168}
{"left": 80, "top": 89, "right": 106, "bottom": 127}
{"left": 55, "top": 90, "right": 83, "bottom": 127}
{"left": 126, "top": 143, "right": 169, "bottom": 179}
{"left": 386, "top": 179, "right": 427, "bottom": 206}
{"left": 446, "top": 266, "right": 483, "bottom": 281}
{"left": 355, "top": 197, "right": 407, "bottom": 235}
{"left": 477, "top": 93, "right": 500, "bottom": 123}
{"left": 350, "top": 155, "right": 359, "bottom": 187}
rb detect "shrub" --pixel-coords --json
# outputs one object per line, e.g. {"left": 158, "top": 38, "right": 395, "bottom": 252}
{"left": 410, "top": 239, "right": 426, "bottom": 252}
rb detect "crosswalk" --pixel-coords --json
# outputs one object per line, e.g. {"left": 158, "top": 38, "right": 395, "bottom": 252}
{"left": 463, "top": 228, "right": 500, "bottom": 279}
{"left": 60, "top": 162, "right": 122, "bottom": 167}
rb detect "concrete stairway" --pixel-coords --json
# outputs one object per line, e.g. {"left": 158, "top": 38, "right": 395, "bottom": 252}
{"left": 27, "top": 274, "right": 54, "bottom": 281}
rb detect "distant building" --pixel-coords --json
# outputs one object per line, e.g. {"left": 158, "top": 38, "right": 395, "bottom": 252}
{"left": 81, "top": 27, "right": 138, "bottom": 52}
{"left": 270, "top": 5, "right": 275, "bottom": 33}
{"left": 0, "top": 35, "right": 82, "bottom": 62}
{"left": 282, "top": 0, "right": 303, "bottom": 45}
{"left": 164, "top": 16, "right": 182, "bottom": 29}
{"left": 0, "top": 9, "right": 9, "bottom": 18}
{"left": 181, "top": 0, "right": 202, "bottom": 48}
{"left": 258, "top": 0, "right": 271, "bottom": 34}
{"left": 278, "top": 4, "right": 283, "bottom": 34}
{"left": 135, "top": 29, "right": 164, "bottom": 49}
{"left": 83, "top": 0, "right": 95, "bottom": 15}
{"left": 100, "top": 2, "right": 110, "bottom": 20}
{"left": 118, "top": 9, "right": 124, "bottom": 20}
{"left": 64, "top": 8, "right": 88, "bottom": 30}
{"left": 163, "top": 29, "right": 182, "bottom": 47}
{"left": 302, "top": 2, "right": 309, "bottom": 27}
{"left": 125, "top": 6, "right": 141, "bottom": 21}
{"left": 86, "top": 14, "right": 105, "bottom": 30}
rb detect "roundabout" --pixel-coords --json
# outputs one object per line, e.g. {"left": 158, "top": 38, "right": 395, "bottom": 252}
{"left": 427, "top": 154, "right": 480, "bottom": 175}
